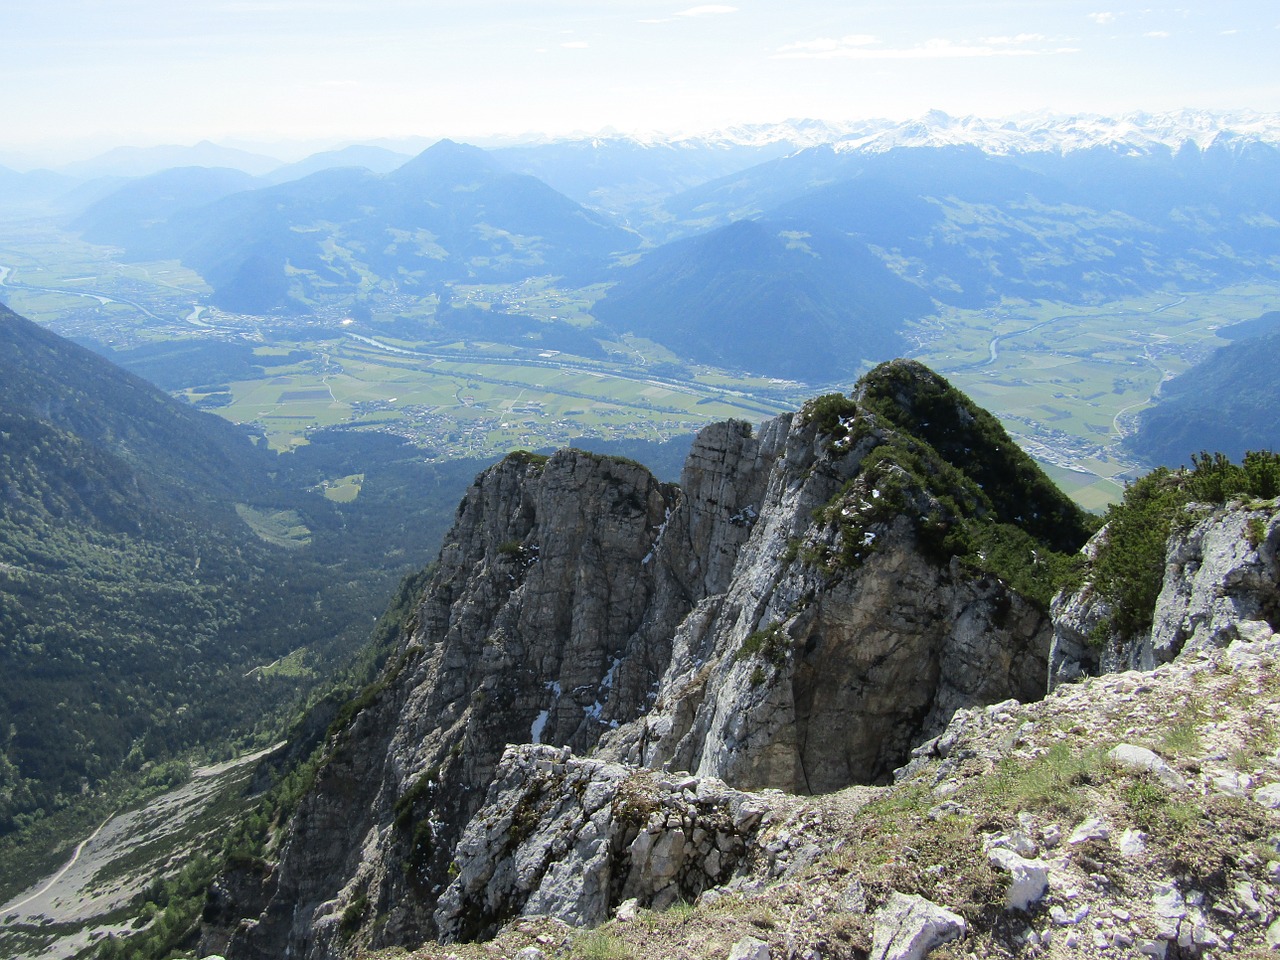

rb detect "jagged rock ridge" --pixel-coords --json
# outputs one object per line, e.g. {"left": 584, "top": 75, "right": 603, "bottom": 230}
{"left": 408, "top": 488, "right": 1280, "bottom": 958}
{"left": 207, "top": 360, "right": 1094, "bottom": 959}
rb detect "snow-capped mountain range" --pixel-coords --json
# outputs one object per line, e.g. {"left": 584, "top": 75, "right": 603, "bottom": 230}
{"left": 667, "top": 109, "right": 1280, "bottom": 156}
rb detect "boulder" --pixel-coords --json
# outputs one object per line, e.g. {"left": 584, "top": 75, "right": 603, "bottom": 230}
{"left": 869, "top": 891, "right": 966, "bottom": 960}
{"left": 1108, "top": 744, "right": 1189, "bottom": 791}
{"left": 986, "top": 848, "right": 1049, "bottom": 911}
{"left": 727, "top": 937, "right": 772, "bottom": 960}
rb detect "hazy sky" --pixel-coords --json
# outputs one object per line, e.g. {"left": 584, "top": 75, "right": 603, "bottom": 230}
{"left": 4, "top": 0, "right": 1279, "bottom": 162}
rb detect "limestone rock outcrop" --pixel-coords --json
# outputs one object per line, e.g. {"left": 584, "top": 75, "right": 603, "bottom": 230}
{"left": 433, "top": 744, "right": 774, "bottom": 942}
{"left": 218, "top": 449, "right": 685, "bottom": 959}
{"left": 1050, "top": 500, "right": 1280, "bottom": 687}
{"left": 1149, "top": 502, "right": 1280, "bottom": 656}
{"left": 208, "top": 361, "right": 1091, "bottom": 960}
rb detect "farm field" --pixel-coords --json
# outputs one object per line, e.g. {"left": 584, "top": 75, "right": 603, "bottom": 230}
{"left": 912, "top": 284, "right": 1280, "bottom": 509}
{"left": 208, "top": 335, "right": 798, "bottom": 455}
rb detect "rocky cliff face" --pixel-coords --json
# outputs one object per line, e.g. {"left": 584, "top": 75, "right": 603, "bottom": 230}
{"left": 210, "top": 361, "right": 1093, "bottom": 960}
{"left": 417, "top": 484, "right": 1280, "bottom": 957}
{"left": 1050, "top": 500, "right": 1280, "bottom": 687}
{"left": 219, "top": 449, "right": 684, "bottom": 959}
{"left": 596, "top": 413, "right": 1052, "bottom": 792}
{"left": 409, "top": 624, "right": 1280, "bottom": 960}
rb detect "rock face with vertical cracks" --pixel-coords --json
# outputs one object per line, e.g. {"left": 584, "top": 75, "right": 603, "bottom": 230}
{"left": 213, "top": 361, "right": 1084, "bottom": 960}
{"left": 1049, "top": 501, "right": 1280, "bottom": 687}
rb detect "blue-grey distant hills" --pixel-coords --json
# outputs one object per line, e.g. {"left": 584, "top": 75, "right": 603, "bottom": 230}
{"left": 57, "top": 139, "right": 283, "bottom": 179}
{"left": 551, "top": 112, "right": 1280, "bottom": 379}
{"left": 492, "top": 135, "right": 802, "bottom": 216}
{"left": 594, "top": 218, "right": 931, "bottom": 380}
{"left": 261, "top": 144, "right": 414, "bottom": 185}
{"left": 1127, "top": 313, "right": 1280, "bottom": 467}
{"left": 78, "top": 139, "right": 643, "bottom": 313}
{"left": 74, "top": 166, "right": 261, "bottom": 245}
{"left": 62, "top": 113, "right": 1280, "bottom": 381}
{"left": 0, "top": 164, "right": 82, "bottom": 213}
{"left": 651, "top": 134, "right": 1280, "bottom": 308}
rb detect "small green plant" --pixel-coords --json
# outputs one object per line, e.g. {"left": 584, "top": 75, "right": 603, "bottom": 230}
{"left": 504, "top": 449, "right": 550, "bottom": 469}
{"left": 1159, "top": 718, "right": 1202, "bottom": 757}
{"left": 747, "top": 905, "right": 779, "bottom": 930}
{"left": 856, "top": 783, "right": 934, "bottom": 822}
{"left": 735, "top": 624, "right": 789, "bottom": 666}
{"left": 1121, "top": 775, "right": 1200, "bottom": 836}
{"left": 506, "top": 778, "right": 549, "bottom": 846}
{"left": 781, "top": 538, "right": 801, "bottom": 564}
{"left": 985, "top": 743, "right": 1107, "bottom": 813}
{"left": 1086, "top": 621, "right": 1111, "bottom": 649}
{"left": 393, "top": 769, "right": 437, "bottom": 829}
{"left": 339, "top": 893, "right": 368, "bottom": 936}
{"left": 666, "top": 898, "right": 696, "bottom": 921}
{"left": 800, "top": 393, "right": 859, "bottom": 444}
{"left": 1121, "top": 777, "right": 1167, "bottom": 829}
{"left": 1247, "top": 516, "right": 1267, "bottom": 549}
{"left": 571, "top": 928, "right": 635, "bottom": 959}
{"left": 1230, "top": 714, "right": 1279, "bottom": 768}
{"left": 1093, "top": 450, "right": 1280, "bottom": 637}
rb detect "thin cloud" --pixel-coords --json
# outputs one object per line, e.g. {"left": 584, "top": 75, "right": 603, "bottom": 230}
{"left": 1143, "top": 30, "right": 1170, "bottom": 38}
{"left": 641, "top": 5, "right": 736, "bottom": 24}
{"left": 981, "top": 33, "right": 1048, "bottom": 45}
{"left": 1089, "top": 11, "right": 1116, "bottom": 24}
{"left": 774, "top": 36, "right": 1068, "bottom": 60}
{"left": 776, "top": 35, "right": 879, "bottom": 55}
{"left": 561, "top": 40, "right": 589, "bottom": 48}
{"left": 675, "top": 4, "right": 738, "bottom": 16}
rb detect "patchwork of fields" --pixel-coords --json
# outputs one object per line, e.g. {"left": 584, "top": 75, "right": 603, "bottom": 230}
{"left": 5, "top": 221, "right": 1279, "bottom": 510}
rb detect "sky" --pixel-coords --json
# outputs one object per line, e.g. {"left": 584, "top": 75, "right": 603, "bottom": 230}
{"left": 3, "top": 0, "right": 1279, "bottom": 165}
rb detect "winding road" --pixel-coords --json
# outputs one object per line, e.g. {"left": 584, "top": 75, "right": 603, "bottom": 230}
{"left": 1, "top": 811, "right": 117, "bottom": 917}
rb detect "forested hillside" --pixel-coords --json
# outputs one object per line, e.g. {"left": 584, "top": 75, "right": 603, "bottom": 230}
{"left": 1128, "top": 324, "right": 1280, "bottom": 467}
{"left": 0, "top": 304, "right": 484, "bottom": 832}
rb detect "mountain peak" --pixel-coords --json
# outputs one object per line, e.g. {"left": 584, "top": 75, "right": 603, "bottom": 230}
{"left": 388, "top": 138, "right": 505, "bottom": 186}
{"left": 855, "top": 359, "right": 1096, "bottom": 552}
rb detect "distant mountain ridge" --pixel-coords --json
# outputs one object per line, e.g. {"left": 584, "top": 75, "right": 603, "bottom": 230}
{"left": 594, "top": 217, "right": 931, "bottom": 380}
{"left": 80, "top": 139, "right": 641, "bottom": 313}
{"left": 49, "top": 110, "right": 1280, "bottom": 386}
{"left": 261, "top": 144, "right": 413, "bottom": 185}
{"left": 73, "top": 166, "right": 262, "bottom": 250}
{"left": 57, "top": 140, "right": 283, "bottom": 179}
{"left": 1127, "top": 326, "right": 1280, "bottom": 467}
{"left": 672, "top": 109, "right": 1280, "bottom": 156}
{"left": 646, "top": 122, "right": 1280, "bottom": 307}
{"left": 581, "top": 117, "right": 1280, "bottom": 378}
